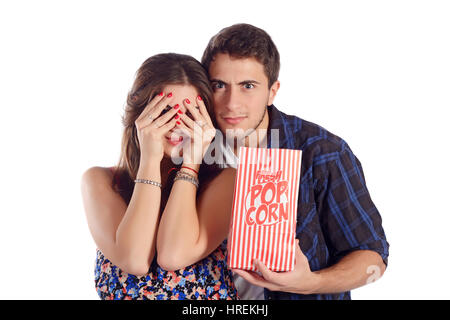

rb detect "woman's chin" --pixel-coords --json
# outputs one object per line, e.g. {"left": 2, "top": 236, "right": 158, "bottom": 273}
{"left": 163, "top": 141, "right": 184, "bottom": 160}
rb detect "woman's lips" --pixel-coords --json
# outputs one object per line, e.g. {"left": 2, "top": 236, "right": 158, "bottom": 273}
{"left": 223, "top": 116, "right": 246, "bottom": 125}
{"left": 166, "top": 135, "right": 183, "bottom": 146}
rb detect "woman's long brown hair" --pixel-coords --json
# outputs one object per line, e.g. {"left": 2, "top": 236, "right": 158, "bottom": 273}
{"left": 111, "top": 53, "right": 220, "bottom": 204}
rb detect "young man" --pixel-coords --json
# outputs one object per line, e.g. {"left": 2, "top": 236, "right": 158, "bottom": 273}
{"left": 201, "top": 23, "right": 389, "bottom": 300}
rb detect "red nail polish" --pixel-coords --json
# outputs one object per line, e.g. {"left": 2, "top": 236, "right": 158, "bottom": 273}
{"left": 197, "top": 95, "right": 202, "bottom": 101}
{"left": 174, "top": 104, "right": 179, "bottom": 109}
{"left": 159, "top": 91, "right": 164, "bottom": 96}
{"left": 175, "top": 114, "right": 180, "bottom": 119}
{"left": 185, "top": 98, "right": 190, "bottom": 104}
{"left": 176, "top": 121, "right": 181, "bottom": 125}
{"left": 167, "top": 92, "right": 173, "bottom": 98}
{"left": 178, "top": 110, "right": 183, "bottom": 114}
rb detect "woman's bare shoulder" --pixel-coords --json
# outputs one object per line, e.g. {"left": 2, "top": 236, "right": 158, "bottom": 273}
{"left": 81, "top": 166, "right": 115, "bottom": 190}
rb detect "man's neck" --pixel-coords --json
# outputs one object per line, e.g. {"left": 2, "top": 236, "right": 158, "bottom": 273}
{"left": 232, "top": 129, "right": 269, "bottom": 156}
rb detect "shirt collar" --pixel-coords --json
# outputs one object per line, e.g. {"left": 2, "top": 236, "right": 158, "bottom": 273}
{"left": 267, "top": 104, "right": 296, "bottom": 149}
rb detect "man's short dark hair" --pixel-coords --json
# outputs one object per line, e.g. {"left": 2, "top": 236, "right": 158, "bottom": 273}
{"left": 201, "top": 23, "right": 280, "bottom": 88}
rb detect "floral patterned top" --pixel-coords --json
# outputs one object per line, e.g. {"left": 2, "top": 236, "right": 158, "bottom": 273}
{"left": 94, "top": 240, "right": 238, "bottom": 300}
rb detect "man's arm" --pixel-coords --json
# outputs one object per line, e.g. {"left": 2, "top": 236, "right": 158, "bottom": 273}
{"left": 234, "top": 142, "right": 389, "bottom": 295}
{"left": 232, "top": 240, "right": 386, "bottom": 295}
{"left": 311, "top": 250, "right": 386, "bottom": 294}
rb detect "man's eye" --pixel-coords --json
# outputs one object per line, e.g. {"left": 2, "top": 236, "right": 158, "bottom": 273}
{"left": 244, "top": 83, "right": 254, "bottom": 89}
{"left": 213, "top": 82, "right": 225, "bottom": 89}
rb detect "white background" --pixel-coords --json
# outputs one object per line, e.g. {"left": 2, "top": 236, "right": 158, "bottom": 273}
{"left": 0, "top": 0, "right": 449, "bottom": 299}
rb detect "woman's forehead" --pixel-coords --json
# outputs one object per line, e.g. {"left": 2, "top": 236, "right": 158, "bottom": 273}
{"left": 161, "top": 84, "right": 198, "bottom": 99}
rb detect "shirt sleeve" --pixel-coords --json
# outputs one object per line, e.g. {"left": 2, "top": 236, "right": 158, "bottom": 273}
{"left": 316, "top": 144, "right": 389, "bottom": 267}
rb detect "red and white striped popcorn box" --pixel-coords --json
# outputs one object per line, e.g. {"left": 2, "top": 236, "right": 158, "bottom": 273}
{"left": 227, "top": 147, "right": 302, "bottom": 272}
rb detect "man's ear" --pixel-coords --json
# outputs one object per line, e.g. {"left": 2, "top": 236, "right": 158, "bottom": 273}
{"left": 268, "top": 80, "right": 280, "bottom": 106}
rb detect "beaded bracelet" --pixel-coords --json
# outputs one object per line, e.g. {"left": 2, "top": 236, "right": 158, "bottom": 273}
{"left": 174, "top": 171, "right": 199, "bottom": 188}
{"left": 134, "top": 178, "right": 162, "bottom": 188}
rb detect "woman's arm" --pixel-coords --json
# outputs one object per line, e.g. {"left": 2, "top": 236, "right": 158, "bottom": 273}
{"left": 81, "top": 163, "right": 162, "bottom": 276}
{"left": 156, "top": 166, "right": 236, "bottom": 271}
{"left": 82, "top": 91, "right": 180, "bottom": 276}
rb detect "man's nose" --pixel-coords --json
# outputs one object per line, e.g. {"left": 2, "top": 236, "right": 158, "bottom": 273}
{"left": 223, "top": 87, "right": 241, "bottom": 111}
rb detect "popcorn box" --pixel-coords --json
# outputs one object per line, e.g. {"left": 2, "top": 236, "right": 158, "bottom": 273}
{"left": 228, "top": 147, "right": 302, "bottom": 272}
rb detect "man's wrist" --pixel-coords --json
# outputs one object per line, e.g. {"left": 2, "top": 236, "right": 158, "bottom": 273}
{"left": 309, "top": 271, "right": 323, "bottom": 294}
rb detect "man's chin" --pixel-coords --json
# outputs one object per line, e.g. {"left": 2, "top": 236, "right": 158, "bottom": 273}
{"left": 218, "top": 128, "right": 251, "bottom": 148}
{"left": 219, "top": 122, "right": 248, "bottom": 135}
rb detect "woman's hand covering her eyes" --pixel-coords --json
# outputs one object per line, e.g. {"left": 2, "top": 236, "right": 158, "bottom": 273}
{"left": 134, "top": 93, "right": 178, "bottom": 163}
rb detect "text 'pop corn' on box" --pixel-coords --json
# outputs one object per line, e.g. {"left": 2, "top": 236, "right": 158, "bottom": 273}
{"left": 228, "top": 147, "right": 302, "bottom": 272}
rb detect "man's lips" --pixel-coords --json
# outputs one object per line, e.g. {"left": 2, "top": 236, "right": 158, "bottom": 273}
{"left": 222, "top": 116, "right": 247, "bottom": 125}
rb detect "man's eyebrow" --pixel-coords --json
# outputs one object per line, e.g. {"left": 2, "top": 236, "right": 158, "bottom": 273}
{"left": 238, "top": 80, "right": 260, "bottom": 85}
{"left": 210, "top": 79, "right": 260, "bottom": 85}
{"left": 210, "top": 78, "right": 226, "bottom": 83}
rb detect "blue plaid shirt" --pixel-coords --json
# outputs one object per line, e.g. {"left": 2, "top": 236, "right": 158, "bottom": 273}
{"left": 264, "top": 105, "right": 389, "bottom": 300}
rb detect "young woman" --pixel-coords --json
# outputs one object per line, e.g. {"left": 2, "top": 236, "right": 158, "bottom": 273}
{"left": 81, "top": 53, "right": 238, "bottom": 300}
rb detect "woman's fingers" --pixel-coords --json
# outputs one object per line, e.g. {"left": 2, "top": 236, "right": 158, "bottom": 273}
{"left": 177, "top": 108, "right": 196, "bottom": 130}
{"left": 170, "top": 122, "right": 193, "bottom": 149}
{"left": 150, "top": 104, "right": 180, "bottom": 128}
{"left": 183, "top": 98, "right": 202, "bottom": 122}
{"left": 180, "top": 99, "right": 210, "bottom": 131}
{"left": 136, "top": 91, "right": 163, "bottom": 121}
{"left": 137, "top": 103, "right": 177, "bottom": 130}
{"left": 137, "top": 92, "right": 174, "bottom": 123}
{"left": 145, "top": 93, "right": 176, "bottom": 121}
{"left": 157, "top": 117, "right": 178, "bottom": 134}
{"left": 196, "top": 95, "right": 214, "bottom": 128}
{"left": 174, "top": 119, "right": 194, "bottom": 137}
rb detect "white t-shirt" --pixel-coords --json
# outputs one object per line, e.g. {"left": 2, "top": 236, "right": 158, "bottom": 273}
{"left": 218, "top": 141, "right": 265, "bottom": 300}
